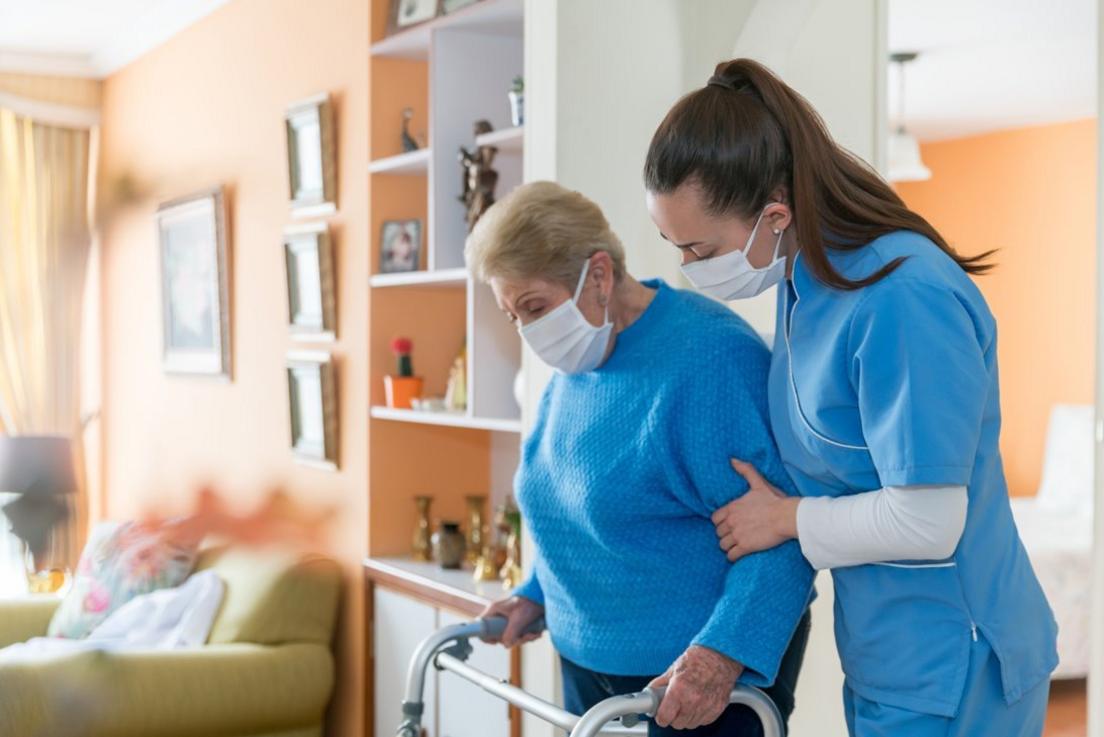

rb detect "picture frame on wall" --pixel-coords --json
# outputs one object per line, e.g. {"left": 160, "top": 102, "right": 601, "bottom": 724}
{"left": 286, "top": 351, "right": 338, "bottom": 470}
{"left": 285, "top": 92, "right": 337, "bottom": 217}
{"left": 379, "top": 219, "right": 422, "bottom": 274}
{"left": 284, "top": 221, "right": 337, "bottom": 342}
{"left": 387, "top": 0, "right": 440, "bottom": 35}
{"left": 156, "top": 187, "right": 232, "bottom": 378}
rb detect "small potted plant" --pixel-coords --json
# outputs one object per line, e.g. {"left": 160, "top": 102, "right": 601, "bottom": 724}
{"left": 508, "top": 75, "right": 524, "bottom": 127}
{"left": 384, "top": 337, "right": 423, "bottom": 409}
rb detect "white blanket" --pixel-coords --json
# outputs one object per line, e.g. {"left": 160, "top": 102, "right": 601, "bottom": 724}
{"left": 0, "top": 570, "right": 224, "bottom": 663}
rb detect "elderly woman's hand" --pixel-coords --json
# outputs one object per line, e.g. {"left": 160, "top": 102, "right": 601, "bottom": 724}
{"left": 478, "top": 595, "right": 544, "bottom": 648}
{"left": 713, "top": 459, "right": 800, "bottom": 562}
{"left": 647, "top": 645, "right": 743, "bottom": 729}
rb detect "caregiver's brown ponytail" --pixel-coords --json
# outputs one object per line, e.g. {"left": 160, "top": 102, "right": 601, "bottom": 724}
{"left": 644, "top": 58, "right": 994, "bottom": 290}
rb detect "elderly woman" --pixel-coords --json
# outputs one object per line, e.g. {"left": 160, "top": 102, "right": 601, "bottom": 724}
{"left": 469, "top": 181, "right": 814, "bottom": 736}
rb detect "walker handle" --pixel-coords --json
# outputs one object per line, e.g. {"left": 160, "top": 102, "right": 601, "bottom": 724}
{"left": 478, "top": 614, "right": 547, "bottom": 640}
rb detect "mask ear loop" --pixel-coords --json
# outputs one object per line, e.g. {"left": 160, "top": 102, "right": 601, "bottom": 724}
{"left": 573, "top": 258, "right": 592, "bottom": 302}
{"left": 574, "top": 257, "right": 611, "bottom": 326}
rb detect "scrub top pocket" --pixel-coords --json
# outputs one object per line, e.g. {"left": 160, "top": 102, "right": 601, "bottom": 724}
{"left": 832, "top": 561, "right": 974, "bottom": 718}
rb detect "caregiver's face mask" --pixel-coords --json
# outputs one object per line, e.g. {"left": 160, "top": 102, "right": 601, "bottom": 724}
{"left": 519, "top": 259, "right": 613, "bottom": 374}
{"left": 680, "top": 206, "right": 786, "bottom": 301}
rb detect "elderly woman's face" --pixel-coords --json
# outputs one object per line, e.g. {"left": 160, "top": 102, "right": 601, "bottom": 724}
{"left": 489, "top": 257, "right": 610, "bottom": 329}
{"left": 491, "top": 275, "right": 573, "bottom": 328}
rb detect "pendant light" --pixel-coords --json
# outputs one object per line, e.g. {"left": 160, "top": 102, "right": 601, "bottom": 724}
{"left": 888, "top": 51, "right": 932, "bottom": 182}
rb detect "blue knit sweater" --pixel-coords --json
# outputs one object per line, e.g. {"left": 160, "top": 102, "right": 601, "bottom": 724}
{"left": 512, "top": 279, "right": 814, "bottom": 685}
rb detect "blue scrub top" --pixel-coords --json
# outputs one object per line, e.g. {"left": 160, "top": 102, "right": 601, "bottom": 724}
{"left": 769, "top": 230, "right": 1057, "bottom": 717}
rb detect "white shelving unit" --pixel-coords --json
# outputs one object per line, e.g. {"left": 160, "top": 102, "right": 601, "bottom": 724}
{"left": 370, "top": 406, "right": 521, "bottom": 434}
{"left": 369, "top": 266, "right": 467, "bottom": 289}
{"left": 474, "top": 125, "right": 523, "bottom": 152}
{"left": 369, "top": 0, "right": 525, "bottom": 433}
{"left": 369, "top": 148, "right": 430, "bottom": 174}
{"left": 370, "top": 0, "right": 523, "bottom": 60}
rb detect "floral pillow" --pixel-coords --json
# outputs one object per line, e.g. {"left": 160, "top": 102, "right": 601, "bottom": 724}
{"left": 47, "top": 520, "right": 201, "bottom": 639}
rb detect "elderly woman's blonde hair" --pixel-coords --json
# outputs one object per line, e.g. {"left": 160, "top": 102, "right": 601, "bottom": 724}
{"left": 465, "top": 181, "right": 626, "bottom": 290}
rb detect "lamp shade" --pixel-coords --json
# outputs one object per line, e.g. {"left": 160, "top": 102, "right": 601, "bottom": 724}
{"left": 888, "top": 128, "right": 932, "bottom": 183}
{"left": 0, "top": 435, "right": 77, "bottom": 497}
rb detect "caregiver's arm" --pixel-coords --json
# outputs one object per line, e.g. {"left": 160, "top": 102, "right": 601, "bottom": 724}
{"left": 795, "top": 485, "right": 967, "bottom": 570}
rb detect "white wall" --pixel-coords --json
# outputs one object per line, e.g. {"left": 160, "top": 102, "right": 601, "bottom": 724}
{"left": 521, "top": 2, "right": 886, "bottom": 735}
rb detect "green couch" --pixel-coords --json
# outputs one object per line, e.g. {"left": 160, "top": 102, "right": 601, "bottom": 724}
{"left": 0, "top": 546, "right": 341, "bottom": 737}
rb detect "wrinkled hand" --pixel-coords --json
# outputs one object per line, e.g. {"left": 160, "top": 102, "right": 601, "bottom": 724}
{"left": 712, "top": 459, "right": 799, "bottom": 562}
{"left": 477, "top": 595, "right": 544, "bottom": 648}
{"left": 647, "top": 645, "right": 744, "bottom": 729}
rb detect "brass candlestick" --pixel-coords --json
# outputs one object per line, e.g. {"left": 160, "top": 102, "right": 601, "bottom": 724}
{"left": 464, "top": 495, "right": 486, "bottom": 564}
{"left": 412, "top": 496, "right": 433, "bottom": 561}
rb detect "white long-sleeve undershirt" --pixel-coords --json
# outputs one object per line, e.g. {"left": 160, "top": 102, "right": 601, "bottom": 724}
{"left": 795, "top": 485, "right": 968, "bottom": 570}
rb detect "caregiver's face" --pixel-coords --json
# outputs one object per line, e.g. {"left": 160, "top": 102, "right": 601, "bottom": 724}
{"left": 646, "top": 183, "right": 788, "bottom": 269}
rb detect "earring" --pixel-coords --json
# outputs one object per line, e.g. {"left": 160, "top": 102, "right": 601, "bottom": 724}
{"left": 772, "top": 228, "right": 782, "bottom": 235}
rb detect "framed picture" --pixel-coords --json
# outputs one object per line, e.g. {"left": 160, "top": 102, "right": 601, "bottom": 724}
{"left": 387, "top": 0, "right": 440, "bottom": 35}
{"left": 157, "top": 187, "right": 231, "bottom": 378}
{"left": 286, "top": 351, "right": 338, "bottom": 470}
{"left": 379, "top": 219, "right": 422, "bottom": 274}
{"left": 284, "top": 222, "right": 337, "bottom": 341}
{"left": 285, "top": 93, "right": 337, "bottom": 217}
{"left": 441, "top": 0, "right": 481, "bottom": 13}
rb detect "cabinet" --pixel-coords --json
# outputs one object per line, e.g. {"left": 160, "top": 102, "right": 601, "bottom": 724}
{"left": 368, "top": 557, "right": 518, "bottom": 737}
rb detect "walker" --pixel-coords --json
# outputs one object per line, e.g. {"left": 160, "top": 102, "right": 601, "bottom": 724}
{"left": 395, "top": 616, "right": 785, "bottom": 737}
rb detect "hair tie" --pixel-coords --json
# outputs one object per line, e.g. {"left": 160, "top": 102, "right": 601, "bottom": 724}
{"left": 707, "top": 74, "right": 736, "bottom": 91}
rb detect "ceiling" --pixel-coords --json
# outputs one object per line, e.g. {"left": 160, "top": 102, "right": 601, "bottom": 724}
{"left": 889, "top": 0, "right": 1098, "bottom": 141}
{"left": 0, "top": 0, "right": 229, "bottom": 78}
{"left": 0, "top": 0, "right": 1096, "bottom": 140}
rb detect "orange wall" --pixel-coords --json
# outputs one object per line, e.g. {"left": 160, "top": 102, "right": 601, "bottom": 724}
{"left": 897, "top": 119, "right": 1097, "bottom": 497}
{"left": 96, "top": 1, "right": 369, "bottom": 734}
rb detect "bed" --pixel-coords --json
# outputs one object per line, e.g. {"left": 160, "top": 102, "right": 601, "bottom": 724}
{"left": 1008, "top": 403, "right": 1094, "bottom": 680}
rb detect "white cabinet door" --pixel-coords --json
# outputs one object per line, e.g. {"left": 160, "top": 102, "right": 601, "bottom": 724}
{"left": 436, "top": 608, "right": 511, "bottom": 737}
{"left": 375, "top": 588, "right": 440, "bottom": 737}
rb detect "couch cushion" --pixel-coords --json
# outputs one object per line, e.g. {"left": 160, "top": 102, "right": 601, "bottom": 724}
{"left": 48, "top": 521, "right": 200, "bottom": 639}
{"left": 196, "top": 547, "right": 340, "bottom": 646}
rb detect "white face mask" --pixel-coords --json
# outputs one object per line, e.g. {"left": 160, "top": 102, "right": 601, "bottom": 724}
{"left": 519, "top": 259, "right": 613, "bottom": 374}
{"left": 680, "top": 207, "right": 787, "bottom": 300}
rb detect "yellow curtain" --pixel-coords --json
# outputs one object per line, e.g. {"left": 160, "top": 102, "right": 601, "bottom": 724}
{"left": 0, "top": 107, "right": 92, "bottom": 568}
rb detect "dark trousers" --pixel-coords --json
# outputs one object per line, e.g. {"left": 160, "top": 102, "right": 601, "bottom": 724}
{"left": 560, "top": 610, "right": 811, "bottom": 737}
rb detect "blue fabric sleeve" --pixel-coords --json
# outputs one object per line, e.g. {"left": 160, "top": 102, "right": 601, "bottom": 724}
{"left": 512, "top": 567, "right": 544, "bottom": 606}
{"left": 651, "top": 337, "right": 814, "bottom": 687}
{"left": 848, "top": 281, "right": 990, "bottom": 487}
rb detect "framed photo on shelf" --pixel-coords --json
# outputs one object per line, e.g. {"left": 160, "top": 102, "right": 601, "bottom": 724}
{"left": 283, "top": 221, "right": 336, "bottom": 342}
{"left": 285, "top": 92, "right": 337, "bottom": 217}
{"left": 156, "top": 187, "right": 232, "bottom": 379}
{"left": 286, "top": 351, "right": 339, "bottom": 470}
{"left": 388, "top": 0, "right": 439, "bottom": 35}
{"left": 379, "top": 219, "right": 422, "bottom": 273}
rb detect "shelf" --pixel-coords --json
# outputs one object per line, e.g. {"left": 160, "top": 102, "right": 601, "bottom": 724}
{"left": 475, "top": 125, "right": 522, "bottom": 152}
{"left": 370, "top": 267, "right": 468, "bottom": 288}
{"left": 369, "top": 148, "right": 430, "bottom": 174}
{"left": 371, "top": 406, "right": 521, "bottom": 433}
{"left": 371, "top": 0, "right": 523, "bottom": 60}
{"left": 364, "top": 556, "right": 502, "bottom": 616}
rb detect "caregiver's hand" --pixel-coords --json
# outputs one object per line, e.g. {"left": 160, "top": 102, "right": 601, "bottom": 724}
{"left": 478, "top": 595, "right": 544, "bottom": 648}
{"left": 648, "top": 645, "right": 743, "bottom": 729}
{"left": 713, "top": 459, "right": 800, "bottom": 562}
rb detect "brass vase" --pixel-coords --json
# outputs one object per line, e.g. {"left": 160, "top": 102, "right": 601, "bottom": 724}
{"left": 464, "top": 495, "right": 486, "bottom": 564}
{"left": 412, "top": 496, "right": 433, "bottom": 561}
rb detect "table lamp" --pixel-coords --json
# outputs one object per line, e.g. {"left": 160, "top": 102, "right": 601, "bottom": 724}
{"left": 0, "top": 435, "right": 78, "bottom": 593}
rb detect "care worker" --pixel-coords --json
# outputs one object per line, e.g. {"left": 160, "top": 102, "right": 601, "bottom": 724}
{"left": 644, "top": 58, "right": 1057, "bottom": 737}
